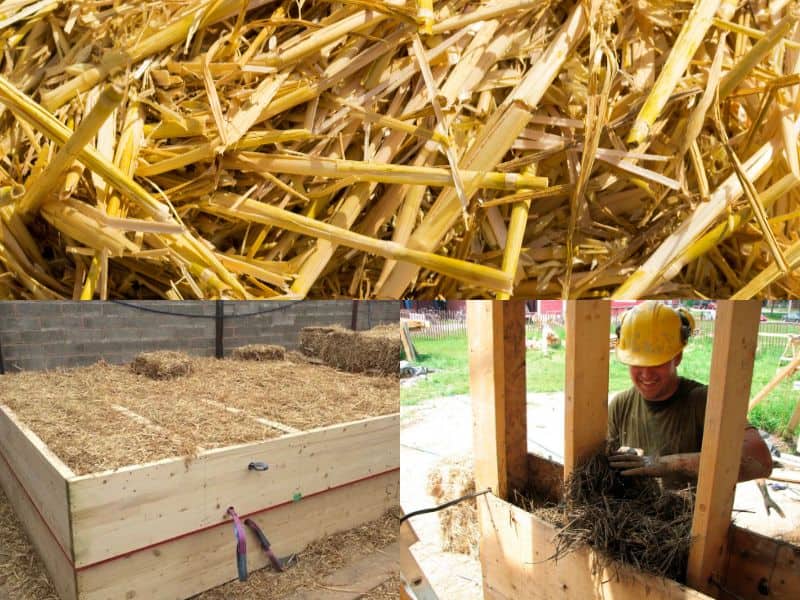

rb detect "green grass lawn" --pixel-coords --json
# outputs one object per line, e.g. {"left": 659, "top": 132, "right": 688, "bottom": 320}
{"left": 401, "top": 333, "right": 799, "bottom": 438}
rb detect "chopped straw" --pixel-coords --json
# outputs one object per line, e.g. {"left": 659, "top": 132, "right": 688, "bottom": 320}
{"left": 0, "top": 1, "right": 799, "bottom": 298}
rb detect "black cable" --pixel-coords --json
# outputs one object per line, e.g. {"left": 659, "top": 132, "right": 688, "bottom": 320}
{"left": 110, "top": 299, "right": 304, "bottom": 319}
{"left": 399, "top": 488, "right": 492, "bottom": 524}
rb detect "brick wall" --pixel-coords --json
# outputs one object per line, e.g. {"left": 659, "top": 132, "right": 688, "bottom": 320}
{"left": 0, "top": 301, "right": 398, "bottom": 372}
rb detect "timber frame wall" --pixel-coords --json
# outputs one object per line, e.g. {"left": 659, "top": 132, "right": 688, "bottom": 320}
{"left": 0, "top": 406, "right": 399, "bottom": 600}
{"left": 467, "top": 300, "right": 800, "bottom": 600}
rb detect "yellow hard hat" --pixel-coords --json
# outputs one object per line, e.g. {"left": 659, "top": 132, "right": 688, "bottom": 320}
{"left": 615, "top": 301, "right": 695, "bottom": 367}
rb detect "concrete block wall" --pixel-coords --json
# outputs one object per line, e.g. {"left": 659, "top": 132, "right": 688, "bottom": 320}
{"left": 0, "top": 301, "right": 399, "bottom": 372}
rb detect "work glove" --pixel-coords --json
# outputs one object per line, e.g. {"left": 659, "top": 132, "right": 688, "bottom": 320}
{"left": 608, "top": 446, "right": 666, "bottom": 477}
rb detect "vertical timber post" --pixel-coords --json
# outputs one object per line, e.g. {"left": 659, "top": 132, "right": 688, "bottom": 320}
{"left": 467, "top": 300, "right": 527, "bottom": 499}
{"left": 687, "top": 300, "right": 760, "bottom": 595}
{"left": 564, "top": 300, "right": 611, "bottom": 480}
{"left": 351, "top": 300, "right": 359, "bottom": 330}
{"left": 215, "top": 299, "right": 224, "bottom": 359}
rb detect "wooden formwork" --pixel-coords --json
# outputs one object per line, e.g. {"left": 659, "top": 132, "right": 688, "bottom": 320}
{"left": 0, "top": 405, "right": 399, "bottom": 599}
{"left": 467, "top": 300, "right": 799, "bottom": 600}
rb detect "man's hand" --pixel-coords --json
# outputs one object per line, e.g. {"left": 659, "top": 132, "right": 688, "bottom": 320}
{"left": 608, "top": 447, "right": 667, "bottom": 477}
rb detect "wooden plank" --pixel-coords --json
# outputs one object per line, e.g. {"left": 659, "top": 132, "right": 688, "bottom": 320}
{"left": 284, "top": 542, "right": 399, "bottom": 599}
{"left": 563, "top": 300, "right": 610, "bottom": 479}
{"left": 77, "top": 470, "right": 399, "bottom": 600}
{"left": 722, "top": 525, "right": 800, "bottom": 600}
{"left": 748, "top": 354, "right": 800, "bottom": 409}
{"left": 478, "top": 493, "right": 713, "bottom": 600}
{"left": 399, "top": 519, "right": 439, "bottom": 600}
{"left": 467, "top": 300, "right": 527, "bottom": 499}
{"left": 0, "top": 405, "right": 74, "bottom": 557}
{"left": 401, "top": 322, "right": 417, "bottom": 361}
{"left": 687, "top": 300, "right": 761, "bottom": 595}
{"left": 0, "top": 446, "right": 78, "bottom": 600}
{"left": 69, "top": 413, "right": 399, "bottom": 567}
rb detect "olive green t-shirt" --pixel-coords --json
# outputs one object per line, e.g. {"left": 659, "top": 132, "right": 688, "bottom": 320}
{"left": 608, "top": 377, "right": 707, "bottom": 489}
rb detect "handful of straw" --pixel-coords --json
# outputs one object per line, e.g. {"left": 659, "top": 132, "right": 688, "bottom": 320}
{"left": 0, "top": 0, "right": 799, "bottom": 298}
{"left": 517, "top": 453, "right": 695, "bottom": 582}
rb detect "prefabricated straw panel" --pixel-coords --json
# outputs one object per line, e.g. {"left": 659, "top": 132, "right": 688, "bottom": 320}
{"left": 0, "top": 404, "right": 399, "bottom": 600}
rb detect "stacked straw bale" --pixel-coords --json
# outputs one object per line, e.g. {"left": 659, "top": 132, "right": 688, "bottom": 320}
{"left": 130, "top": 351, "right": 193, "bottom": 379}
{"left": 232, "top": 343, "right": 286, "bottom": 360}
{"left": 300, "top": 325, "right": 400, "bottom": 374}
{"left": 1, "top": 1, "right": 799, "bottom": 299}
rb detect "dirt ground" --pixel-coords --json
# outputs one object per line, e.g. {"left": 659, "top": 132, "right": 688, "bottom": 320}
{"left": 0, "top": 484, "right": 400, "bottom": 599}
{"left": 400, "top": 392, "right": 800, "bottom": 597}
{"left": 0, "top": 355, "right": 398, "bottom": 474}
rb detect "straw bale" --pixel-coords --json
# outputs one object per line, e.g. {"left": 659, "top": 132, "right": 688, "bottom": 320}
{"left": 232, "top": 344, "right": 286, "bottom": 361}
{"left": 300, "top": 327, "right": 338, "bottom": 359}
{"left": 0, "top": 358, "right": 397, "bottom": 475}
{"left": 131, "top": 351, "right": 193, "bottom": 379}
{"left": 2, "top": 2, "right": 799, "bottom": 300}
{"left": 302, "top": 325, "right": 401, "bottom": 375}
{"left": 426, "top": 457, "right": 479, "bottom": 557}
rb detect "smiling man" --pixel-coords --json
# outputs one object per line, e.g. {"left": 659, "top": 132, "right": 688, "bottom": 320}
{"left": 607, "top": 301, "right": 772, "bottom": 490}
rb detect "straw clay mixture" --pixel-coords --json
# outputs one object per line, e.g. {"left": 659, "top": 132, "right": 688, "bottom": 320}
{"left": 1, "top": 0, "right": 799, "bottom": 299}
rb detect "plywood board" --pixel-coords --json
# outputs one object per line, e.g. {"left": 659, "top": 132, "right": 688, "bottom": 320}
{"left": 0, "top": 405, "right": 74, "bottom": 557}
{"left": 687, "top": 300, "right": 760, "bottom": 594}
{"left": 69, "top": 413, "right": 399, "bottom": 567}
{"left": 467, "top": 300, "right": 527, "bottom": 499}
{"left": 564, "top": 300, "right": 610, "bottom": 478}
{"left": 0, "top": 439, "right": 77, "bottom": 600}
{"left": 77, "top": 471, "right": 399, "bottom": 600}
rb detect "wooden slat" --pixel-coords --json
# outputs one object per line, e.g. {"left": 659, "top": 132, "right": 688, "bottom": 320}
{"left": 722, "top": 525, "right": 800, "bottom": 600}
{"left": 564, "top": 300, "right": 610, "bottom": 479}
{"left": 77, "top": 470, "right": 399, "bottom": 600}
{"left": 401, "top": 322, "right": 417, "bottom": 361}
{"left": 467, "top": 300, "right": 527, "bottom": 499}
{"left": 748, "top": 354, "right": 800, "bottom": 409}
{"left": 284, "top": 542, "right": 399, "bottom": 599}
{"left": 0, "top": 405, "right": 74, "bottom": 557}
{"left": 0, "top": 436, "right": 77, "bottom": 600}
{"left": 478, "top": 493, "right": 713, "bottom": 600}
{"left": 69, "top": 413, "right": 399, "bottom": 567}
{"left": 687, "top": 300, "right": 761, "bottom": 595}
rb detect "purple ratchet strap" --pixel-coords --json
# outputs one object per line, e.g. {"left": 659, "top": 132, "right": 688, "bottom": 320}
{"left": 244, "top": 518, "right": 285, "bottom": 572}
{"left": 227, "top": 506, "right": 248, "bottom": 581}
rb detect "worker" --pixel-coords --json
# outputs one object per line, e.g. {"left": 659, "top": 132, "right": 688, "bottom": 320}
{"left": 608, "top": 301, "right": 772, "bottom": 490}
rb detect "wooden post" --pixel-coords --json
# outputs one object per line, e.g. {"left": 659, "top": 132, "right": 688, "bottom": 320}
{"left": 467, "top": 300, "right": 527, "bottom": 499}
{"left": 564, "top": 300, "right": 611, "bottom": 479}
{"left": 687, "top": 300, "right": 761, "bottom": 595}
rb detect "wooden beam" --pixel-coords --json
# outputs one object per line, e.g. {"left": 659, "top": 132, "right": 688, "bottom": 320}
{"left": 564, "top": 300, "right": 610, "bottom": 479}
{"left": 467, "top": 300, "right": 527, "bottom": 499}
{"left": 687, "top": 300, "right": 760, "bottom": 595}
{"left": 69, "top": 413, "right": 399, "bottom": 567}
{"left": 401, "top": 322, "right": 417, "bottom": 361}
{"left": 77, "top": 470, "right": 398, "bottom": 600}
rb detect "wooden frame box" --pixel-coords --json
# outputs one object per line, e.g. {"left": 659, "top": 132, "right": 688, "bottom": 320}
{"left": 0, "top": 406, "right": 399, "bottom": 599}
